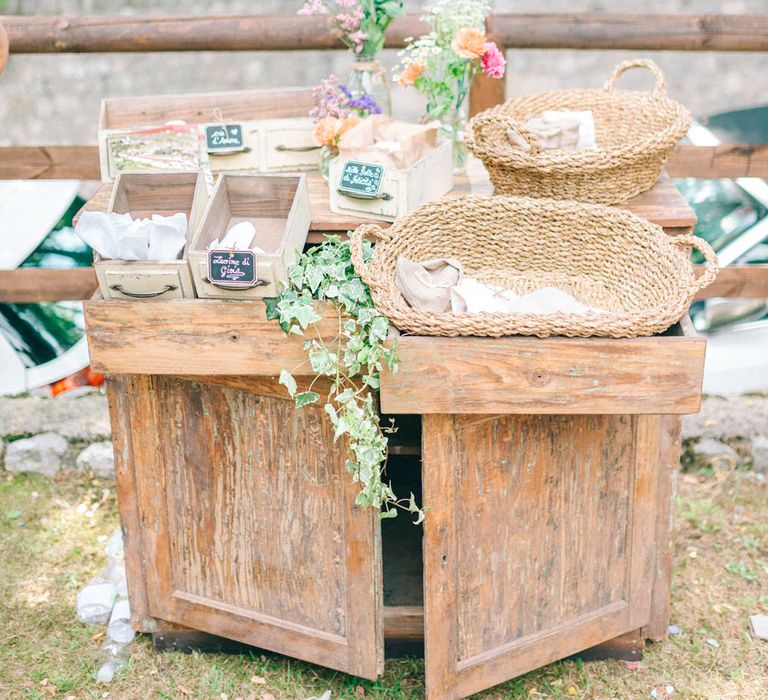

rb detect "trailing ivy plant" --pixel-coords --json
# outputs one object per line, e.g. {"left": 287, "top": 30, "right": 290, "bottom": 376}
{"left": 265, "top": 236, "right": 424, "bottom": 523}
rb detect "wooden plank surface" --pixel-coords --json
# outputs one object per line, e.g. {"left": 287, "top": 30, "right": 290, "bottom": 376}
{"left": 83, "top": 298, "right": 340, "bottom": 376}
{"left": 422, "top": 413, "right": 658, "bottom": 699}
{"left": 118, "top": 373, "right": 384, "bottom": 678}
{"left": 3, "top": 142, "right": 767, "bottom": 183}
{"left": 669, "top": 144, "right": 768, "bottom": 180}
{"left": 2, "top": 14, "right": 427, "bottom": 53}
{"left": 694, "top": 264, "right": 768, "bottom": 300}
{"left": 0, "top": 268, "right": 97, "bottom": 303}
{"left": 488, "top": 13, "right": 768, "bottom": 51}
{"left": 5, "top": 13, "right": 768, "bottom": 53}
{"left": 0, "top": 145, "right": 100, "bottom": 180}
{"left": 77, "top": 161, "right": 696, "bottom": 233}
{"left": 380, "top": 332, "right": 706, "bottom": 415}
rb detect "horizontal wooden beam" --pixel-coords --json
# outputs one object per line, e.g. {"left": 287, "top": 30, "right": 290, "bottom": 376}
{"left": 2, "top": 14, "right": 427, "bottom": 53}
{"left": 668, "top": 144, "right": 768, "bottom": 179}
{"left": 0, "top": 146, "right": 100, "bottom": 180}
{"left": 2, "top": 144, "right": 768, "bottom": 182}
{"left": 3, "top": 13, "right": 767, "bottom": 54}
{"left": 488, "top": 13, "right": 768, "bottom": 51}
{"left": 695, "top": 264, "right": 768, "bottom": 300}
{"left": 0, "top": 267, "right": 97, "bottom": 303}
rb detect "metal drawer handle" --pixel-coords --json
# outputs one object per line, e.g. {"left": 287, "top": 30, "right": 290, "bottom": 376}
{"left": 337, "top": 188, "right": 393, "bottom": 201}
{"left": 203, "top": 277, "right": 269, "bottom": 291}
{"left": 109, "top": 284, "right": 177, "bottom": 298}
{"left": 275, "top": 144, "right": 321, "bottom": 152}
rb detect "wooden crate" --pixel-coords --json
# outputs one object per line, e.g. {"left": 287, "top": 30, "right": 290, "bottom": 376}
{"left": 98, "top": 87, "right": 315, "bottom": 181}
{"left": 94, "top": 171, "right": 207, "bottom": 301}
{"left": 187, "top": 174, "right": 310, "bottom": 299}
{"left": 206, "top": 117, "right": 320, "bottom": 174}
{"left": 328, "top": 140, "right": 453, "bottom": 222}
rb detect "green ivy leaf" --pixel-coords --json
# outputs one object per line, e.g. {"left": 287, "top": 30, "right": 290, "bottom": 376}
{"left": 278, "top": 369, "right": 297, "bottom": 397}
{"left": 295, "top": 391, "right": 320, "bottom": 408}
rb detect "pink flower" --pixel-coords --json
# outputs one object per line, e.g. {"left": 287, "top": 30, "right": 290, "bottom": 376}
{"left": 298, "top": 0, "right": 329, "bottom": 15}
{"left": 348, "top": 30, "right": 369, "bottom": 52}
{"left": 481, "top": 42, "right": 506, "bottom": 79}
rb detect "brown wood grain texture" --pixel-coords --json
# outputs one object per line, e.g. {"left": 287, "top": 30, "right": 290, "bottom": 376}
{"left": 119, "top": 374, "right": 383, "bottom": 678}
{"left": 694, "top": 264, "right": 768, "bottom": 300}
{"left": 2, "top": 14, "right": 428, "bottom": 53}
{"left": 379, "top": 333, "right": 706, "bottom": 416}
{"left": 0, "top": 145, "right": 100, "bottom": 179}
{"left": 83, "top": 299, "right": 340, "bottom": 376}
{"left": 422, "top": 414, "right": 657, "bottom": 699}
{"left": 487, "top": 13, "right": 768, "bottom": 51}
{"left": 4, "top": 13, "right": 768, "bottom": 53}
{"left": 0, "top": 268, "right": 97, "bottom": 302}
{"left": 669, "top": 144, "right": 768, "bottom": 179}
{"left": 105, "top": 377, "right": 152, "bottom": 631}
{"left": 5, "top": 143, "right": 768, "bottom": 182}
{"left": 643, "top": 415, "right": 682, "bottom": 641}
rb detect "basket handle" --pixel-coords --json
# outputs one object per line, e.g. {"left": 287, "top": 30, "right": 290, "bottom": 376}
{"left": 467, "top": 111, "right": 541, "bottom": 155}
{"left": 672, "top": 234, "right": 719, "bottom": 297}
{"left": 604, "top": 59, "right": 666, "bottom": 99}
{"left": 349, "top": 223, "right": 392, "bottom": 290}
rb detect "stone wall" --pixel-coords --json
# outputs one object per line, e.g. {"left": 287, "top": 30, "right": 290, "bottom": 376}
{"left": 1, "top": 0, "right": 767, "bottom": 146}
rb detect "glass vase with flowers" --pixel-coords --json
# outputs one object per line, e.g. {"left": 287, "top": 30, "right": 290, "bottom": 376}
{"left": 394, "top": 0, "right": 506, "bottom": 173}
{"left": 298, "top": 0, "right": 404, "bottom": 115}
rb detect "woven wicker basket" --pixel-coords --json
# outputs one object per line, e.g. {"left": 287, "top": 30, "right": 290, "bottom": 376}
{"left": 465, "top": 59, "right": 691, "bottom": 205}
{"left": 349, "top": 195, "right": 718, "bottom": 339}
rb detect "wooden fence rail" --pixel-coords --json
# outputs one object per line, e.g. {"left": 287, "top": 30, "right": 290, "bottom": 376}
{"left": 3, "top": 13, "right": 768, "bottom": 53}
{"left": 0, "top": 12, "right": 767, "bottom": 305}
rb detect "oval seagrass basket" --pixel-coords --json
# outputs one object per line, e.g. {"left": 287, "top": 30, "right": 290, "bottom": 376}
{"left": 465, "top": 59, "right": 691, "bottom": 205}
{"left": 349, "top": 195, "right": 718, "bottom": 339}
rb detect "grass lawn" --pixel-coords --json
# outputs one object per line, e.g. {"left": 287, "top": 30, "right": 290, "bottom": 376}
{"left": 0, "top": 463, "right": 766, "bottom": 700}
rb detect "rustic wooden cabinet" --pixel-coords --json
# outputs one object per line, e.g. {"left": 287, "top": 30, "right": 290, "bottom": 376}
{"left": 84, "top": 298, "right": 705, "bottom": 699}
{"left": 81, "top": 168, "right": 704, "bottom": 699}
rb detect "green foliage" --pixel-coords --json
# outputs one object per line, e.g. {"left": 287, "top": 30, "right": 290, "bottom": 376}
{"left": 359, "top": 0, "right": 405, "bottom": 57}
{"left": 266, "top": 236, "right": 423, "bottom": 523}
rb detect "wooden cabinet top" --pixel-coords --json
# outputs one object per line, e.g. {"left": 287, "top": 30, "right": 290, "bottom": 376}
{"left": 78, "top": 158, "right": 697, "bottom": 237}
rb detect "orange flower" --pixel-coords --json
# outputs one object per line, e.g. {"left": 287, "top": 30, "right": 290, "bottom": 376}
{"left": 451, "top": 27, "right": 487, "bottom": 60}
{"left": 313, "top": 114, "right": 361, "bottom": 147}
{"left": 398, "top": 61, "right": 426, "bottom": 88}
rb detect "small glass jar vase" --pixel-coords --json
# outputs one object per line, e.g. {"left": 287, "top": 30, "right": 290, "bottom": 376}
{"left": 438, "top": 104, "right": 469, "bottom": 175}
{"left": 346, "top": 55, "right": 392, "bottom": 116}
{"left": 320, "top": 145, "right": 336, "bottom": 182}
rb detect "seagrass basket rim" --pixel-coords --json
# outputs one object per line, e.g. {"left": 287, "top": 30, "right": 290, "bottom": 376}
{"left": 465, "top": 59, "right": 692, "bottom": 173}
{"left": 349, "top": 194, "right": 719, "bottom": 339}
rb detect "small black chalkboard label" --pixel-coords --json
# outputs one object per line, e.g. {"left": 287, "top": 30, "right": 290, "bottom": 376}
{"left": 338, "top": 160, "right": 385, "bottom": 198}
{"left": 205, "top": 124, "right": 245, "bottom": 154}
{"left": 207, "top": 249, "right": 257, "bottom": 287}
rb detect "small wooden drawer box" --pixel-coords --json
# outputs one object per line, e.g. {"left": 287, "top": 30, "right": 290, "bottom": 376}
{"left": 188, "top": 174, "right": 310, "bottom": 299}
{"left": 98, "top": 88, "right": 315, "bottom": 182}
{"left": 94, "top": 171, "right": 208, "bottom": 301}
{"left": 329, "top": 140, "right": 453, "bottom": 222}
{"left": 207, "top": 118, "right": 321, "bottom": 174}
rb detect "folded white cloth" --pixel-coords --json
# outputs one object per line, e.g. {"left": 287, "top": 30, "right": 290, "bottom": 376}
{"left": 541, "top": 110, "right": 596, "bottom": 149}
{"left": 75, "top": 211, "right": 187, "bottom": 261}
{"left": 209, "top": 221, "right": 256, "bottom": 250}
{"left": 450, "top": 278, "right": 603, "bottom": 315}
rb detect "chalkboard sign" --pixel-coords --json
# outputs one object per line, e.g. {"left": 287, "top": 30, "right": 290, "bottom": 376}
{"left": 205, "top": 124, "right": 246, "bottom": 154}
{"left": 207, "top": 249, "right": 257, "bottom": 287}
{"left": 337, "top": 160, "right": 386, "bottom": 199}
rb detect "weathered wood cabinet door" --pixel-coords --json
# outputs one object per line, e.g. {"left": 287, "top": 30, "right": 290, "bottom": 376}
{"left": 422, "top": 414, "right": 659, "bottom": 700}
{"left": 113, "top": 374, "right": 384, "bottom": 679}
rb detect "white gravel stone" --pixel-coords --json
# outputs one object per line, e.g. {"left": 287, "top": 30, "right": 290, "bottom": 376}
{"left": 5, "top": 433, "right": 68, "bottom": 477}
{"left": 693, "top": 437, "right": 739, "bottom": 465}
{"left": 0, "top": 395, "right": 111, "bottom": 442}
{"left": 76, "top": 442, "right": 116, "bottom": 479}
{"left": 751, "top": 435, "right": 768, "bottom": 474}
